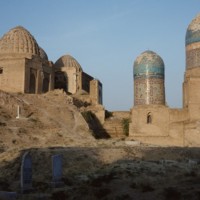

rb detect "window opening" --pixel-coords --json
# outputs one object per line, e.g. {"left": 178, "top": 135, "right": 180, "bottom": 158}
{"left": 147, "top": 112, "right": 152, "bottom": 124}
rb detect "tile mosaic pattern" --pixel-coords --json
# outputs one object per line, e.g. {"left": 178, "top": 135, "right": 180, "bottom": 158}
{"left": 134, "top": 51, "right": 165, "bottom": 105}
{"left": 186, "top": 47, "right": 200, "bottom": 69}
{"left": 186, "top": 13, "right": 200, "bottom": 46}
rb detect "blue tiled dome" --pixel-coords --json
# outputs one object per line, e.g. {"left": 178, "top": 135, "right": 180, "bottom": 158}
{"left": 134, "top": 50, "right": 164, "bottom": 79}
{"left": 186, "top": 13, "right": 200, "bottom": 46}
{"left": 133, "top": 50, "right": 165, "bottom": 106}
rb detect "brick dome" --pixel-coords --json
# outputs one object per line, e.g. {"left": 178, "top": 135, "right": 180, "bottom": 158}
{"left": 186, "top": 13, "right": 200, "bottom": 46}
{"left": 0, "top": 26, "right": 40, "bottom": 55}
{"left": 54, "top": 54, "right": 82, "bottom": 71}
{"left": 39, "top": 47, "right": 48, "bottom": 61}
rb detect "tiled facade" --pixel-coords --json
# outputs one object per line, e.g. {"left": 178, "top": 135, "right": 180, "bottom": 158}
{"left": 134, "top": 51, "right": 165, "bottom": 105}
{"left": 129, "top": 13, "right": 200, "bottom": 147}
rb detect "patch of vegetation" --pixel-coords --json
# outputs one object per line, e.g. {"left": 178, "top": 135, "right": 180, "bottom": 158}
{"left": 122, "top": 118, "right": 130, "bottom": 136}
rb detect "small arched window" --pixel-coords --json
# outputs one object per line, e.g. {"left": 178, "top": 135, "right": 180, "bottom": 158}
{"left": 147, "top": 112, "right": 152, "bottom": 124}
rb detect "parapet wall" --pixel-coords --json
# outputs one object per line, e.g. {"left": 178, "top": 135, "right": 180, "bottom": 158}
{"left": 112, "top": 111, "right": 131, "bottom": 119}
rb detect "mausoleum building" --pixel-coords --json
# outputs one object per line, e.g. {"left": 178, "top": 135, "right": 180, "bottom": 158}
{"left": 54, "top": 54, "right": 103, "bottom": 105}
{"left": 129, "top": 13, "right": 200, "bottom": 147}
{"left": 0, "top": 13, "right": 200, "bottom": 147}
{"left": 0, "top": 26, "right": 103, "bottom": 105}
{"left": 0, "top": 26, "right": 54, "bottom": 94}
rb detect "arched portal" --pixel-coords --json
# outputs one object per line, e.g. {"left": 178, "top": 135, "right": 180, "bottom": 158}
{"left": 42, "top": 77, "right": 49, "bottom": 93}
{"left": 55, "top": 72, "right": 67, "bottom": 92}
{"left": 29, "top": 73, "right": 36, "bottom": 93}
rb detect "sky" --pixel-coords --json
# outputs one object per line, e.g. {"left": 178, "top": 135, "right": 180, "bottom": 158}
{"left": 0, "top": 0, "right": 199, "bottom": 111}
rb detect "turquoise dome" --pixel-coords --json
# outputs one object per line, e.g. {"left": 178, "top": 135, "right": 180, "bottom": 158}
{"left": 134, "top": 50, "right": 164, "bottom": 79}
{"left": 133, "top": 50, "right": 165, "bottom": 106}
{"left": 186, "top": 13, "right": 200, "bottom": 46}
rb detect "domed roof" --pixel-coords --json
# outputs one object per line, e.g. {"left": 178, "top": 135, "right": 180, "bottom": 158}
{"left": 39, "top": 47, "right": 48, "bottom": 61}
{"left": 0, "top": 26, "right": 40, "bottom": 55}
{"left": 54, "top": 54, "right": 82, "bottom": 71}
{"left": 186, "top": 13, "right": 200, "bottom": 46}
{"left": 134, "top": 50, "right": 164, "bottom": 77}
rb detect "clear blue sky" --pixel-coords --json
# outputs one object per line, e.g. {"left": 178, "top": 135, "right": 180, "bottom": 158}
{"left": 0, "top": 0, "right": 199, "bottom": 111}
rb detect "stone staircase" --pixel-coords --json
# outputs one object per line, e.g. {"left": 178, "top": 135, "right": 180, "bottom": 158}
{"left": 101, "top": 111, "right": 131, "bottom": 138}
{"left": 102, "top": 118, "right": 125, "bottom": 137}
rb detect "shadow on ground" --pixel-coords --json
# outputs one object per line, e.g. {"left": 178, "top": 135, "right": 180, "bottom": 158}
{"left": 0, "top": 146, "right": 200, "bottom": 199}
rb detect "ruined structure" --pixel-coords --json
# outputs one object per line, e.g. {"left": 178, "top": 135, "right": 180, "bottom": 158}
{"left": 0, "top": 26, "right": 102, "bottom": 105}
{"left": 129, "top": 13, "right": 200, "bottom": 147}
{"left": 54, "top": 54, "right": 103, "bottom": 105}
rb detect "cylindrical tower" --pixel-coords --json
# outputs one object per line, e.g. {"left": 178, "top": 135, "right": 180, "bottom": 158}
{"left": 185, "top": 13, "right": 200, "bottom": 69}
{"left": 183, "top": 13, "right": 200, "bottom": 109}
{"left": 134, "top": 50, "right": 165, "bottom": 106}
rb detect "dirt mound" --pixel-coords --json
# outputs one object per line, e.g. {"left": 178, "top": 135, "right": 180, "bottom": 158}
{"left": 0, "top": 90, "right": 199, "bottom": 199}
{"left": 0, "top": 90, "right": 96, "bottom": 152}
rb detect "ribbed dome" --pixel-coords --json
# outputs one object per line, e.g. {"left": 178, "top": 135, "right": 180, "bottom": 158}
{"left": 134, "top": 50, "right": 164, "bottom": 78}
{"left": 54, "top": 54, "right": 82, "bottom": 71}
{"left": 186, "top": 13, "right": 200, "bottom": 46}
{"left": 39, "top": 47, "right": 48, "bottom": 61}
{"left": 0, "top": 26, "right": 40, "bottom": 55}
